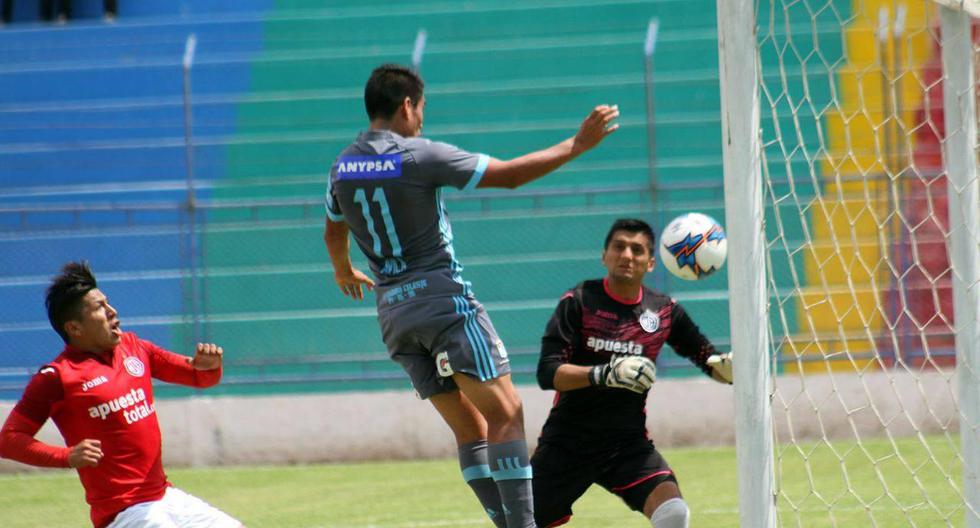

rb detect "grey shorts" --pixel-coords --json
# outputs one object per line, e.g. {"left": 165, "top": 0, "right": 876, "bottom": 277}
{"left": 378, "top": 294, "right": 511, "bottom": 399}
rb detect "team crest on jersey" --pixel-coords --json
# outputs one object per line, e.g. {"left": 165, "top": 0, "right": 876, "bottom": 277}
{"left": 335, "top": 154, "right": 402, "bottom": 180}
{"left": 123, "top": 356, "right": 145, "bottom": 377}
{"left": 639, "top": 309, "right": 660, "bottom": 333}
{"left": 436, "top": 351, "right": 454, "bottom": 377}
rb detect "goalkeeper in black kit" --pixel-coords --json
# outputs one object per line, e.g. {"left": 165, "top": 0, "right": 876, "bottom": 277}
{"left": 531, "top": 218, "right": 733, "bottom": 528}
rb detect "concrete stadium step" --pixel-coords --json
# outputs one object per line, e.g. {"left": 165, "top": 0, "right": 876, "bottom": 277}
{"left": 231, "top": 81, "right": 719, "bottom": 131}
{"left": 202, "top": 210, "right": 656, "bottom": 268}
{"left": 238, "top": 36, "right": 721, "bottom": 97}
{"left": 203, "top": 293, "right": 733, "bottom": 364}
{"left": 0, "top": 143, "right": 229, "bottom": 187}
{"left": 0, "top": 276, "right": 183, "bottom": 322}
{"left": 0, "top": 156, "right": 717, "bottom": 200}
{"left": 0, "top": 103, "right": 239, "bottom": 144}
{"left": 0, "top": 34, "right": 709, "bottom": 103}
{"left": 0, "top": 22, "right": 266, "bottom": 65}
{"left": 0, "top": 229, "right": 185, "bottom": 276}
{"left": 262, "top": 2, "right": 695, "bottom": 46}
{"left": 0, "top": 111, "right": 797, "bottom": 195}
{"left": 1, "top": 66, "right": 748, "bottom": 158}
{"left": 0, "top": 59, "right": 254, "bottom": 104}
{"left": 0, "top": 323, "right": 175, "bottom": 369}
{"left": 0, "top": 0, "right": 714, "bottom": 62}
{"left": 202, "top": 260, "right": 605, "bottom": 314}
{"left": 0, "top": 289, "right": 734, "bottom": 374}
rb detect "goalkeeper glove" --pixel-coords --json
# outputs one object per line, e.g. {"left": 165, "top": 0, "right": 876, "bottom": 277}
{"left": 707, "top": 352, "right": 733, "bottom": 384}
{"left": 590, "top": 355, "right": 656, "bottom": 394}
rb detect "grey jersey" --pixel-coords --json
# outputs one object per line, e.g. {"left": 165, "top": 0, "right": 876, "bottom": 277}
{"left": 326, "top": 130, "right": 489, "bottom": 308}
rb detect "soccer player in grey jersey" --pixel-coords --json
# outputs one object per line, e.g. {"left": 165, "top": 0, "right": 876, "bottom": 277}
{"left": 324, "top": 64, "right": 618, "bottom": 528}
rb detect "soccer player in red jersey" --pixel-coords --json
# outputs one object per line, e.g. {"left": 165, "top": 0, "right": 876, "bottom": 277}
{"left": 0, "top": 262, "right": 243, "bottom": 528}
{"left": 532, "top": 219, "right": 733, "bottom": 528}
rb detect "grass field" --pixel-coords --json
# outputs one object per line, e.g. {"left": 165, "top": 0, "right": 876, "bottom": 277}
{"left": 0, "top": 436, "right": 965, "bottom": 527}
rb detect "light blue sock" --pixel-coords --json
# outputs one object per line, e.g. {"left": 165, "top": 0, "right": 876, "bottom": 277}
{"left": 488, "top": 439, "right": 536, "bottom": 528}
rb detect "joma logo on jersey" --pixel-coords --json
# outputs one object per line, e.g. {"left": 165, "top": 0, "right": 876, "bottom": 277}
{"left": 586, "top": 336, "right": 644, "bottom": 355}
{"left": 335, "top": 154, "right": 402, "bottom": 180}
{"left": 81, "top": 375, "right": 108, "bottom": 392}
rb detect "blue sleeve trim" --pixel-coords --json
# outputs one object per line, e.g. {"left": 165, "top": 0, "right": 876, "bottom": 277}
{"left": 462, "top": 464, "right": 493, "bottom": 482}
{"left": 324, "top": 177, "right": 344, "bottom": 222}
{"left": 325, "top": 206, "right": 345, "bottom": 222}
{"left": 464, "top": 154, "right": 490, "bottom": 191}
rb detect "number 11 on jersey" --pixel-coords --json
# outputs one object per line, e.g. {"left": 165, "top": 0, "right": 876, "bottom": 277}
{"left": 353, "top": 187, "right": 403, "bottom": 258}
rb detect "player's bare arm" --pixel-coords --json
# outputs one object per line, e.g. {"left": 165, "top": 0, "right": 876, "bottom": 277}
{"left": 68, "top": 439, "right": 103, "bottom": 468}
{"left": 189, "top": 342, "right": 223, "bottom": 371}
{"left": 324, "top": 217, "right": 375, "bottom": 300}
{"left": 477, "top": 104, "right": 620, "bottom": 189}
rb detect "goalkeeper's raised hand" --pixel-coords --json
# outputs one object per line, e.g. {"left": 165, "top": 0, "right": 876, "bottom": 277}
{"left": 707, "top": 352, "right": 733, "bottom": 384}
{"left": 589, "top": 355, "right": 656, "bottom": 394}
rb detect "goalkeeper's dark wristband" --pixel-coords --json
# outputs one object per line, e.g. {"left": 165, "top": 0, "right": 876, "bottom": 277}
{"left": 589, "top": 365, "right": 606, "bottom": 387}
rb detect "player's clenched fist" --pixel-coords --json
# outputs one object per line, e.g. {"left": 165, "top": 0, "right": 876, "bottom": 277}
{"left": 590, "top": 355, "right": 656, "bottom": 394}
{"left": 68, "top": 439, "right": 103, "bottom": 468}
{"left": 190, "top": 342, "right": 223, "bottom": 370}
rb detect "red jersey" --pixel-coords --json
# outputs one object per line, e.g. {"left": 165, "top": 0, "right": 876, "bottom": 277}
{"left": 0, "top": 332, "right": 221, "bottom": 528}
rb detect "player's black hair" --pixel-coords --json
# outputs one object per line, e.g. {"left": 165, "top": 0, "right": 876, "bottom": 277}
{"left": 604, "top": 218, "right": 656, "bottom": 251}
{"left": 46, "top": 261, "right": 98, "bottom": 343}
{"left": 364, "top": 64, "right": 425, "bottom": 121}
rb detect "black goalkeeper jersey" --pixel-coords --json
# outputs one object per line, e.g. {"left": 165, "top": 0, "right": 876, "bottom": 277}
{"left": 536, "top": 278, "right": 718, "bottom": 448}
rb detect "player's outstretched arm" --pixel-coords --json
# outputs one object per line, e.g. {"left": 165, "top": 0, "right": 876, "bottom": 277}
{"left": 477, "top": 104, "right": 620, "bottom": 189}
{"left": 665, "top": 302, "right": 732, "bottom": 383}
{"left": 141, "top": 338, "right": 222, "bottom": 387}
{"left": 324, "top": 218, "right": 375, "bottom": 300}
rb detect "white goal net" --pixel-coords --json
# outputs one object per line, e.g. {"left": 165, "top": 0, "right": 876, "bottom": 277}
{"left": 719, "top": 1, "right": 979, "bottom": 526}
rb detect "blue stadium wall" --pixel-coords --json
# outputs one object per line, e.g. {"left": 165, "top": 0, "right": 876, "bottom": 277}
{"left": 0, "top": 0, "right": 846, "bottom": 398}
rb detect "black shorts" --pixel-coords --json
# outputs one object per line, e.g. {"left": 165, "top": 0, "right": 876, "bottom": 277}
{"left": 531, "top": 438, "right": 678, "bottom": 527}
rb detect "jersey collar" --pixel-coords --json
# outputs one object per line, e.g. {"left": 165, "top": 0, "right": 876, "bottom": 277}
{"left": 361, "top": 129, "right": 403, "bottom": 140}
{"left": 64, "top": 343, "right": 115, "bottom": 365}
{"left": 602, "top": 277, "right": 643, "bottom": 305}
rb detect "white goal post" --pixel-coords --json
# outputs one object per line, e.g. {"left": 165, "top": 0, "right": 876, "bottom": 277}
{"left": 934, "top": 0, "right": 980, "bottom": 18}
{"left": 941, "top": 7, "right": 980, "bottom": 526}
{"left": 717, "top": 0, "right": 777, "bottom": 525}
{"left": 718, "top": 1, "right": 979, "bottom": 527}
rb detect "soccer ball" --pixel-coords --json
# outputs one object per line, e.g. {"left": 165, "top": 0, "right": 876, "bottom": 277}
{"left": 658, "top": 213, "right": 728, "bottom": 281}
